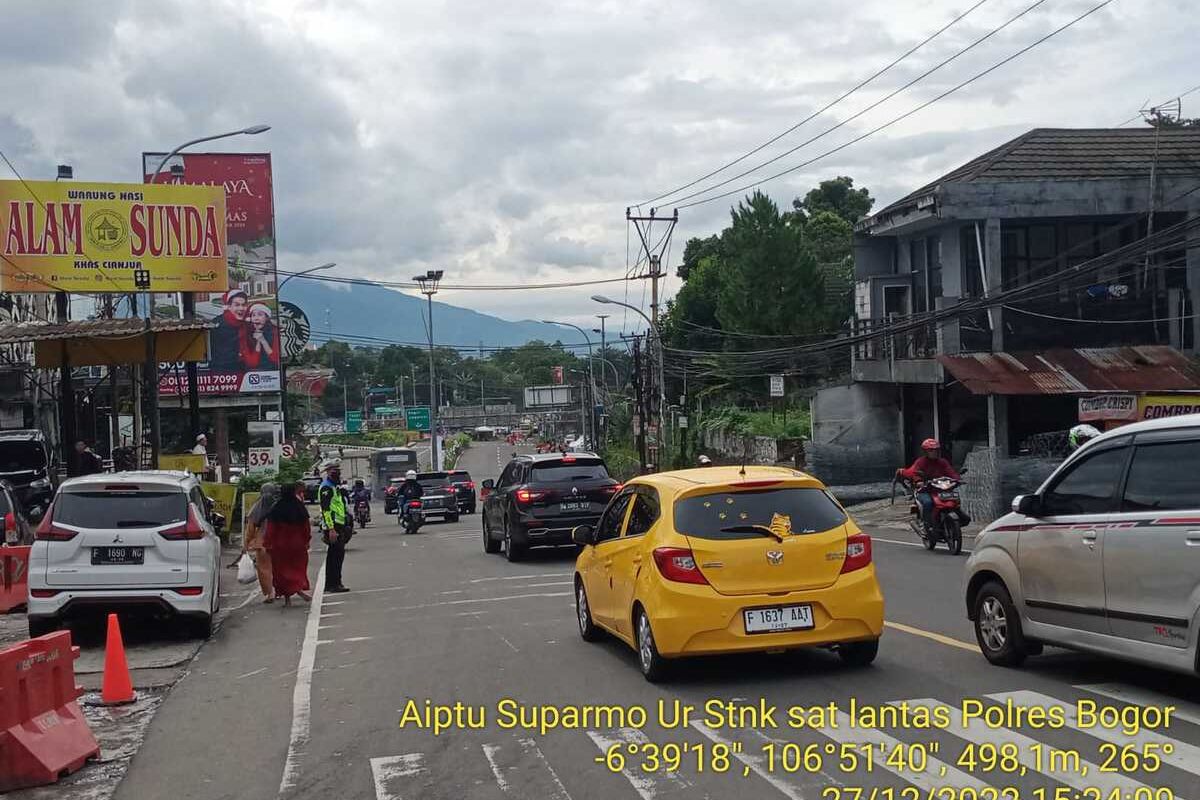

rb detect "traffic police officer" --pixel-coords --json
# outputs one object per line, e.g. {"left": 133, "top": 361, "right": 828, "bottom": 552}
{"left": 319, "top": 459, "right": 351, "bottom": 593}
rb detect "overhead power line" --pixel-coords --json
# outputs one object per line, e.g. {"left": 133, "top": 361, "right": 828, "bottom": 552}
{"left": 639, "top": 0, "right": 994, "bottom": 207}
{"left": 675, "top": 0, "right": 1115, "bottom": 209}
{"left": 274, "top": 268, "right": 634, "bottom": 292}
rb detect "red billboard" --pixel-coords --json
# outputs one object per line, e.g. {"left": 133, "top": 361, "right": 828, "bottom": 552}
{"left": 143, "top": 153, "right": 280, "bottom": 395}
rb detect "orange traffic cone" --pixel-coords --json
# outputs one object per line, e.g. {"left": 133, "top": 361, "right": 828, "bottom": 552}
{"left": 100, "top": 613, "right": 136, "bottom": 705}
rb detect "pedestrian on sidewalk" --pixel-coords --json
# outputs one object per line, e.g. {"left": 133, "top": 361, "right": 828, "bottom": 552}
{"left": 243, "top": 482, "right": 278, "bottom": 603}
{"left": 318, "top": 459, "right": 350, "bottom": 594}
{"left": 264, "top": 480, "right": 312, "bottom": 607}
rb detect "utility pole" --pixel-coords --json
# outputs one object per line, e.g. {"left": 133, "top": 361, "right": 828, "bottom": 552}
{"left": 632, "top": 336, "right": 647, "bottom": 473}
{"left": 413, "top": 270, "right": 444, "bottom": 469}
{"left": 624, "top": 208, "right": 676, "bottom": 454}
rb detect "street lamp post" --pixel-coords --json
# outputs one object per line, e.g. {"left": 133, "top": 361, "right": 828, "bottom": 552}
{"left": 413, "top": 270, "right": 444, "bottom": 469}
{"left": 543, "top": 320, "right": 595, "bottom": 450}
{"left": 145, "top": 124, "right": 270, "bottom": 465}
{"left": 276, "top": 262, "right": 335, "bottom": 441}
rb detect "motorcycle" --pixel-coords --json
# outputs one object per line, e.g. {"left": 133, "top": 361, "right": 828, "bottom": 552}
{"left": 400, "top": 500, "right": 424, "bottom": 535}
{"left": 354, "top": 499, "right": 371, "bottom": 528}
{"left": 893, "top": 473, "right": 969, "bottom": 555}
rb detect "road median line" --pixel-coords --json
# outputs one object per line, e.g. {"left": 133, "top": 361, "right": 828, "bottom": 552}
{"left": 884, "top": 620, "right": 980, "bottom": 652}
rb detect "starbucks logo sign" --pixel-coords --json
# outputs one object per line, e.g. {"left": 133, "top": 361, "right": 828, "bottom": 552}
{"left": 278, "top": 301, "right": 311, "bottom": 360}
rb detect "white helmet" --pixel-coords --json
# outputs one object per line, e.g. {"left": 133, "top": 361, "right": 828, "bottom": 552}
{"left": 405, "top": 470, "right": 418, "bottom": 480}
{"left": 1069, "top": 424, "right": 1102, "bottom": 450}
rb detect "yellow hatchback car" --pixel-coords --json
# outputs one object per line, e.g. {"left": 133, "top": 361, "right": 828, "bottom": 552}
{"left": 572, "top": 466, "right": 884, "bottom": 680}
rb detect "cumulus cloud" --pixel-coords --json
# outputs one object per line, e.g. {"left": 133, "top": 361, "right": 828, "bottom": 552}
{"left": 2, "top": 0, "right": 1196, "bottom": 321}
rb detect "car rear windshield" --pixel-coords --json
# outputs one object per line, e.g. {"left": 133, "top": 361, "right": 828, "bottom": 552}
{"left": 0, "top": 441, "right": 46, "bottom": 473}
{"left": 674, "top": 487, "right": 847, "bottom": 540}
{"left": 530, "top": 461, "right": 608, "bottom": 482}
{"left": 55, "top": 489, "right": 187, "bottom": 529}
{"left": 449, "top": 471, "right": 471, "bottom": 482}
{"left": 419, "top": 479, "right": 450, "bottom": 491}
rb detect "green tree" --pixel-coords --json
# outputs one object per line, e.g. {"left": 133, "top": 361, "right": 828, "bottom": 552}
{"left": 794, "top": 176, "right": 874, "bottom": 223}
{"left": 803, "top": 209, "right": 854, "bottom": 265}
{"left": 677, "top": 234, "right": 722, "bottom": 281}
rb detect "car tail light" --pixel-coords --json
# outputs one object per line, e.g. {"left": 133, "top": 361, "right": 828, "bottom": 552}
{"left": 160, "top": 505, "right": 207, "bottom": 541}
{"left": 30, "top": 589, "right": 59, "bottom": 598}
{"left": 652, "top": 547, "right": 709, "bottom": 585}
{"left": 515, "top": 489, "right": 546, "bottom": 504}
{"left": 736, "top": 480, "right": 783, "bottom": 488}
{"left": 34, "top": 504, "right": 76, "bottom": 541}
{"left": 172, "top": 587, "right": 204, "bottom": 596}
{"left": 840, "top": 533, "right": 872, "bottom": 574}
{"left": 408, "top": 500, "right": 422, "bottom": 508}
{"left": 465, "top": 482, "right": 475, "bottom": 490}
{"left": 561, "top": 454, "right": 576, "bottom": 463}
{"left": 603, "top": 483, "right": 622, "bottom": 494}
{"left": 3, "top": 511, "right": 13, "bottom": 534}
{"left": 386, "top": 486, "right": 398, "bottom": 496}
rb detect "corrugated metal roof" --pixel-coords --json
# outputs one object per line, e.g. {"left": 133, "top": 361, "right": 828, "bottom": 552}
{"left": 938, "top": 346, "right": 1200, "bottom": 395}
{"left": 0, "top": 317, "right": 215, "bottom": 346}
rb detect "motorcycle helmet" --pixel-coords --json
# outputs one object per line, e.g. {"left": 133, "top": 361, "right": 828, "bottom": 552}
{"left": 697, "top": 454, "right": 712, "bottom": 466}
{"left": 1069, "top": 424, "right": 1102, "bottom": 450}
{"left": 920, "top": 438, "right": 941, "bottom": 452}
{"left": 354, "top": 479, "right": 364, "bottom": 488}
{"left": 405, "top": 470, "right": 418, "bottom": 480}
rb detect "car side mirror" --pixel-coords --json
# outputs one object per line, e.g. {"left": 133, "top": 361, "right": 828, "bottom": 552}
{"left": 572, "top": 524, "right": 594, "bottom": 546}
{"left": 1013, "top": 494, "right": 1040, "bottom": 516}
{"left": 27, "top": 505, "right": 44, "bottom": 523}
{"left": 481, "top": 479, "right": 494, "bottom": 490}
{"left": 211, "top": 512, "right": 227, "bottom": 533}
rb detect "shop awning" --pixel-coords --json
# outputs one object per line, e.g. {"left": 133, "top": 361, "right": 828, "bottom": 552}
{"left": 937, "top": 346, "right": 1200, "bottom": 395}
{"left": 0, "top": 318, "right": 214, "bottom": 369}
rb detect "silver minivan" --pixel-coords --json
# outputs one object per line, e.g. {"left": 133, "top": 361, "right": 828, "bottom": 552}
{"left": 965, "top": 413, "right": 1200, "bottom": 674}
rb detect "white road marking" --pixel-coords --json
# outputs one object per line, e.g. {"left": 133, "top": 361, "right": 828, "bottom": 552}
{"left": 370, "top": 754, "right": 426, "bottom": 800}
{"left": 1079, "top": 683, "right": 1200, "bottom": 726}
{"left": 235, "top": 667, "right": 268, "bottom": 680}
{"left": 515, "top": 581, "right": 574, "bottom": 589}
{"left": 277, "top": 561, "right": 327, "bottom": 797}
{"left": 470, "top": 572, "right": 573, "bottom": 583}
{"left": 691, "top": 721, "right": 805, "bottom": 799}
{"left": 589, "top": 728, "right": 692, "bottom": 799}
{"left": 347, "top": 584, "right": 408, "bottom": 595}
{"left": 490, "top": 627, "right": 519, "bottom": 653}
{"left": 911, "top": 699, "right": 1162, "bottom": 797}
{"left": 390, "top": 592, "right": 571, "bottom": 611}
{"left": 438, "top": 590, "right": 465, "bottom": 595}
{"left": 483, "top": 738, "right": 574, "bottom": 799}
{"left": 232, "top": 588, "right": 261, "bottom": 611}
{"left": 991, "top": 690, "right": 1200, "bottom": 777}
{"left": 342, "top": 636, "right": 374, "bottom": 643}
{"left": 320, "top": 612, "right": 344, "bottom": 618}
{"left": 822, "top": 711, "right": 987, "bottom": 791}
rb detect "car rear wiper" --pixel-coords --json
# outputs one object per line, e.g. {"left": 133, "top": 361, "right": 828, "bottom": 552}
{"left": 719, "top": 524, "right": 784, "bottom": 542}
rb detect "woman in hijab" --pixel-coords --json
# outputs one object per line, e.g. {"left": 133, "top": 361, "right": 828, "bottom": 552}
{"left": 242, "top": 482, "right": 279, "bottom": 603}
{"left": 264, "top": 479, "right": 313, "bottom": 606}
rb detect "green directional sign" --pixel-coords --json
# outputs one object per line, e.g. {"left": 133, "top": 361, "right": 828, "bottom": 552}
{"left": 405, "top": 406, "right": 431, "bottom": 431}
{"left": 375, "top": 405, "right": 401, "bottom": 415}
{"left": 345, "top": 410, "right": 363, "bottom": 433}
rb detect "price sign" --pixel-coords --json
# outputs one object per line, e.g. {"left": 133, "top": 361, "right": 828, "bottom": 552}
{"left": 248, "top": 447, "right": 278, "bottom": 472}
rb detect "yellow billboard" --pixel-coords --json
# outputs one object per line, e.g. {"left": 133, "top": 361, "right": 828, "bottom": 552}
{"left": 1137, "top": 394, "right": 1200, "bottom": 420}
{"left": 0, "top": 179, "right": 228, "bottom": 293}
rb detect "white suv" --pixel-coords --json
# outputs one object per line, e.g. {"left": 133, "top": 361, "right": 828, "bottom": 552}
{"left": 965, "top": 413, "right": 1200, "bottom": 674}
{"left": 27, "top": 471, "right": 223, "bottom": 639}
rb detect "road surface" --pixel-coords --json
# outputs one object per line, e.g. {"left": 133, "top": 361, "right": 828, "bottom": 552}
{"left": 91, "top": 443, "right": 1200, "bottom": 800}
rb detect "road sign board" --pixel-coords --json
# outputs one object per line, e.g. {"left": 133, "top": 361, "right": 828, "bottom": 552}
{"left": 345, "top": 411, "right": 363, "bottom": 433}
{"left": 769, "top": 374, "right": 785, "bottom": 398}
{"left": 678, "top": 415, "right": 688, "bottom": 429}
{"left": 405, "top": 406, "right": 431, "bottom": 431}
{"left": 248, "top": 447, "right": 278, "bottom": 472}
{"left": 280, "top": 443, "right": 296, "bottom": 459}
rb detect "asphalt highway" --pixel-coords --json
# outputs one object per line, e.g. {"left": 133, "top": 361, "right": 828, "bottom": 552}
{"left": 108, "top": 444, "right": 1200, "bottom": 800}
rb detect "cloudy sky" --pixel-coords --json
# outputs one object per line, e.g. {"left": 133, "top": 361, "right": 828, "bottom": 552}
{"left": 3, "top": 0, "right": 1196, "bottom": 330}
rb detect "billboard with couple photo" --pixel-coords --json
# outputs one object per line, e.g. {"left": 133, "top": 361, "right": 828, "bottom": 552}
{"left": 144, "top": 152, "right": 281, "bottom": 395}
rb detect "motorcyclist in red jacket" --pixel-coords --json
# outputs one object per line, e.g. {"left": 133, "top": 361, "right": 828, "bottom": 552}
{"left": 897, "top": 438, "right": 960, "bottom": 525}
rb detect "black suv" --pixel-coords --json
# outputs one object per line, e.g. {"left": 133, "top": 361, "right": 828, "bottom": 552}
{"left": 448, "top": 469, "right": 476, "bottom": 514}
{"left": 0, "top": 429, "right": 53, "bottom": 515}
{"left": 481, "top": 452, "right": 619, "bottom": 561}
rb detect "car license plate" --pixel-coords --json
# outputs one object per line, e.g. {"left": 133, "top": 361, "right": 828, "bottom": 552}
{"left": 560, "top": 500, "right": 588, "bottom": 513}
{"left": 743, "top": 604, "right": 814, "bottom": 634}
{"left": 92, "top": 546, "right": 144, "bottom": 565}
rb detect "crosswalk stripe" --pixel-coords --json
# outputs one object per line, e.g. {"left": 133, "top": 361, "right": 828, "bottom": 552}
{"left": 690, "top": 722, "right": 808, "bottom": 800}
{"left": 908, "top": 699, "right": 1163, "bottom": 798}
{"left": 822, "top": 711, "right": 989, "bottom": 792}
{"left": 588, "top": 728, "right": 693, "bottom": 799}
{"left": 991, "top": 689, "right": 1200, "bottom": 778}
{"left": 370, "top": 754, "right": 426, "bottom": 800}
{"left": 1078, "top": 683, "right": 1200, "bottom": 726}
{"left": 482, "top": 738, "right": 573, "bottom": 799}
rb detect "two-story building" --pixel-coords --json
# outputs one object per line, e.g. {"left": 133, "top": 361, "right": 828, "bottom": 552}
{"left": 810, "top": 127, "right": 1200, "bottom": 516}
